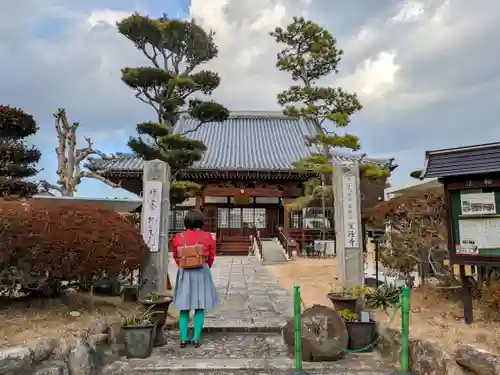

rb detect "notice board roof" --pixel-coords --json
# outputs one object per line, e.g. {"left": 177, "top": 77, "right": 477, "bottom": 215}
{"left": 420, "top": 142, "right": 500, "bottom": 179}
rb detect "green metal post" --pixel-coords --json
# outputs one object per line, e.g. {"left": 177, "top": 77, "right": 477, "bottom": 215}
{"left": 400, "top": 287, "right": 410, "bottom": 373}
{"left": 293, "top": 285, "right": 302, "bottom": 371}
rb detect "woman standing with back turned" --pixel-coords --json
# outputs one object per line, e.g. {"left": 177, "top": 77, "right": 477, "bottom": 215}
{"left": 171, "top": 209, "right": 220, "bottom": 348}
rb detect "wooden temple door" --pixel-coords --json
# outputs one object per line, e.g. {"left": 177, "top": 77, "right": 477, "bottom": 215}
{"left": 217, "top": 207, "right": 267, "bottom": 238}
{"left": 241, "top": 208, "right": 254, "bottom": 237}
{"left": 203, "top": 205, "right": 217, "bottom": 233}
{"left": 243, "top": 207, "right": 266, "bottom": 237}
{"left": 265, "top": 207, "right": 279, "bottom": 238}
{"left": 217, "top": 207, "right": 243, "bottom": 239}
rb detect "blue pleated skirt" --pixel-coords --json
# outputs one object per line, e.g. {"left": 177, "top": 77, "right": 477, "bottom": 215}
{"left": 173, "top": 264, "right": 220, "bottom": 311}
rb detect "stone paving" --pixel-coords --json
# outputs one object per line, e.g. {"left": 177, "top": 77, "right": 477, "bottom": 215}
{"left": 168, "top": 256, "right": 293, "bottom": 331}
{"left": 103, "top": 256, "right": 394, "bottom": 374}
{"left": 104, "top": 331, "right": 392, "bottom": 374}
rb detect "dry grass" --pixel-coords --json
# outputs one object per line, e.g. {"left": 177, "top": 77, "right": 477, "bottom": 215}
{"left": 266, "top": 258, "right": 335, "bottom": 308}
{"left": 266, "top": 258, "right": 500, "bottom": 354}
{"left": 0, "top": 293, "right": 138, "bottom": 349}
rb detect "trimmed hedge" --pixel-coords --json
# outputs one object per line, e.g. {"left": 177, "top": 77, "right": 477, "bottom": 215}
{"left": 0, "top": 199, "right": 149, "bottom": 282}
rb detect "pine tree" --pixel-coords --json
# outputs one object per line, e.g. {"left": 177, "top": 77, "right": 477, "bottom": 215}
{"left": 270, "top": 17, "right": 390, "bottom": 210}
{"left": 0, "top": 106, "right": 41, "bottom": 198}
{"left": 117, "top": 13, "right": 229, "bottom": 203}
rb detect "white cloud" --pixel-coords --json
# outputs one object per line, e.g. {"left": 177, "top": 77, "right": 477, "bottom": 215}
{"left": 236, "top": 47, "right": 261, "bottom": 70}
{"left": 250, "top": 4, "right": 287, "bottom": 31}
{"left": 392, "top": 1, "right": 425, "bottom": 22}
{"left": 430, "top": 0, "right": 450, "bottom": 23}
{"left": 87, "top": 9, "right": 132, "bottom": 29}
{"left": 189, "top": 0, "right": 232, "bottom": 39}
{"left": 340, "top": 51, "right": 400, "bottom": 100}
{"left": 356, "top": 27, "right": 370, "bottom": 41}
{"left": 1, "top": 0, "right": 500, "bottom": 191}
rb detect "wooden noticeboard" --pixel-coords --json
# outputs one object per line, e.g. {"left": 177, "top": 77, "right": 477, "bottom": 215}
{"left": 437, "top": 162, "right": 500, "bottom": 324}
{"left": 457, "top": 218, "right": 500, "bottom": 255}
{"left": 447, "top": 177, "right": 500, "bottom": 265}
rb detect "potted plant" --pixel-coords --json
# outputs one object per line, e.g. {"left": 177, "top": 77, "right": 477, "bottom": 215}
{"left": 327, "top": 284, "right": 370, "bottom": 312}
{"left": 120, "top": 306, "right": 156, "bottom": 358}
{"left": 338, "top": 308, "right": 376, "bottom": 351}
{"left": 140, "top": 294, "right": 172, "bottom": 328}
{"left": 338, "top": 283, "right": 402, "bottom": 351}
{"left": 327, "top": 285, "right": 358, "bottom": 311}
{"left": 365, "top": 283, "right": 401, "bottom": 313}
{"left": 140, "top": 294, "right": 173, "bottom": 346}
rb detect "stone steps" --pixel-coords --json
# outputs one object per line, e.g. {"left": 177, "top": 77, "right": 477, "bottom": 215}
{"left": 261, "top": 239, "right": 288, "bottom": 265}
{"left": 102, "top": 332, "right": 393, "bottom": 375}
{"left": 156, "top": 258, "right": 394, "bottom": 374}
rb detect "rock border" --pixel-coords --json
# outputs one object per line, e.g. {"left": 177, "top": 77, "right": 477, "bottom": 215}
{"left": 376, "top": 326, "right": 500, "bottom": 375}
{"left": 0, "top": 317, "right": 124, "bottom": 375}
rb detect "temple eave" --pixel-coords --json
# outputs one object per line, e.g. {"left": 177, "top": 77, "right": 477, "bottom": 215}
{"left": 98, "top": 168, "right": 317, "bottom": 181}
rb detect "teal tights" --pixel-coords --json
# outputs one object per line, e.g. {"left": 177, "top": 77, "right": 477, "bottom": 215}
{"left": 179, "top": 309, "right": 204, "bottom": 342}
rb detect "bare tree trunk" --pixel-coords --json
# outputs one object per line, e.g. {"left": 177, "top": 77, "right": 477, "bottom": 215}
{"left": 41, "top": 109, "right": 120, "bottom": 196}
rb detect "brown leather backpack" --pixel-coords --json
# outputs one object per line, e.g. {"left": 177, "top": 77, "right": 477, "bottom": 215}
{"left": 177, "top": 231, "right": 206, "bottom": 269}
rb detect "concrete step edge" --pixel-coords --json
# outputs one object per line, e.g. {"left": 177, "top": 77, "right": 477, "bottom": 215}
{"left": 111, "top": 356, "right": 393, "bottom": 373}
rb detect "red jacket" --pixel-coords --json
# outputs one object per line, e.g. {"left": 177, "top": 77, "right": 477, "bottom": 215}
{"left": 171, "top": 229, "right": 216, "bottom": 268}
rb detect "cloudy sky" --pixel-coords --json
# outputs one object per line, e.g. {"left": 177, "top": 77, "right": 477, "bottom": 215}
{"left": 2, "top": 0, "right": 499, "bottom": 198}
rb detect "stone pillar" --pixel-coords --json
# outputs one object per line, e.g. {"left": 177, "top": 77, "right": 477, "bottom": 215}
{"left": 333, "top": 161, "right": 364, "bottom": 290}
{"left": 140, "top": 160, "right": 171, "bottom": 299}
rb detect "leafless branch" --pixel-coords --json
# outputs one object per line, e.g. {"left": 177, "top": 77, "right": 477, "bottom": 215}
{"left": 52, "top": 108, "right": 120, "bottom": 196}
{"left": 80, "top": 171, "right": 122, "bottom": 189}
{"left": 75, "top": 136, "right": 116, "bottom": 164}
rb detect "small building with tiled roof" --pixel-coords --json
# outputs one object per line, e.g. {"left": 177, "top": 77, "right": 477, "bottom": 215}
{"left": 88, "top": 111, "right": 393, "bottom": 253}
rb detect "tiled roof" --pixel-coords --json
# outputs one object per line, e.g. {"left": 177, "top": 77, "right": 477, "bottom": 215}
{"left": 420, "top": 142, "right": 500, "bottom": 178}
{"left": 175, "top": 111, "right": 317, "bottom": 170}
{"left": 88, "top": 111, "right": 391, "bottom": 174}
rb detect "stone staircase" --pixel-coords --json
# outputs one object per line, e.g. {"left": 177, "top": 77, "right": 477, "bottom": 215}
{"left": 260, "top": 238, "right": 288, "bottom": 265}
{"left": 102, "top": 331, "right": 394, "bottom": 374}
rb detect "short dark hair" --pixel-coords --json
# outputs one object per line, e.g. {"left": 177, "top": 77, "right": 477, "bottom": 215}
{"left": 184, "top": 209, "right": 204, "bottom": 230}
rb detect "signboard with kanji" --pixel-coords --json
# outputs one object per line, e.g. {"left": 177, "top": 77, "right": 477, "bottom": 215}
{"left": 342, "top": 174, "right": 360, "bottom": 248}
{"left": 446, "top": 176, "right": 500, "bottom": 265}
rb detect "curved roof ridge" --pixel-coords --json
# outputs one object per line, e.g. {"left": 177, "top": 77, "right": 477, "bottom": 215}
{"left": 180, "top": 110, "right": 301, "bottom": 119}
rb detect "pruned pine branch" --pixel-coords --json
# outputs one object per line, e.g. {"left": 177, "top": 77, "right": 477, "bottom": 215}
{"left": 179, "top": 120, "right": 209, "bottom": 136}
{"left": 135, "top": 91, "right": 160, "bottom": 118}
{"left": 118, "top": 14, "right": 229, "bottom": 204}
